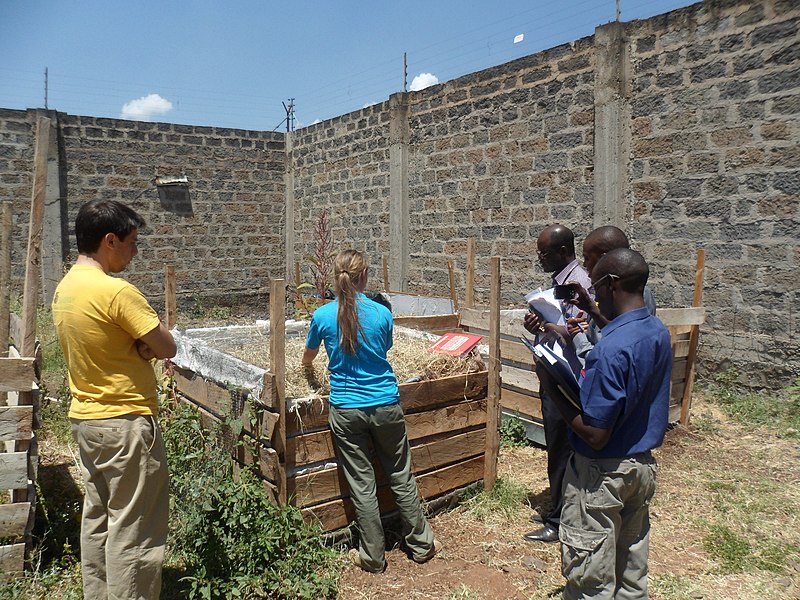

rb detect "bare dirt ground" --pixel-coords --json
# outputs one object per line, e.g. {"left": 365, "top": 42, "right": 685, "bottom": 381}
{"left": 337, "top": 395, "right": 800, "bottom": 600}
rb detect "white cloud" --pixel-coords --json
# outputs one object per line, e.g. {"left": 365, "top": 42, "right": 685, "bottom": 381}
{"left": 409, "top": 72, "right": 439, "bottom": 92}
{"left": 120, "top": 93, "right": 173, "bottom": 121}
{"left": 362, "top": 101, "right": 378, "bottom": 108}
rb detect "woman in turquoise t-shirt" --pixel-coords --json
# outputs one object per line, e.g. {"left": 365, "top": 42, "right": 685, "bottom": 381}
{"left": 302, "top": 249, "right": 439, "bottom": 573}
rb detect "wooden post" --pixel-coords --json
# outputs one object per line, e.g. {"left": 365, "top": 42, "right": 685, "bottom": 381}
{"left": 13, "top": 116, "right": 48, "bottom": 514}
{"left": 1, "top": 202, "right": 11, "bottom": 405}
{"left": 464, "top": 238, "right": 475, "bottom": 309}
{"left": 679, "top": 248, "right": 705, "bottom": 427}
{"left": 483, "top": 256, "right": 501, "bottom": 491}
{"left": 269, "top": 279, "right": 287, "bottom": 504}
{"left": 20, "top": 116, "right": 50, "bottom": 358}
{"left": 164, "top": 265, "right": 176, "bottom": 330}
{"left": 382, "top": 255, "right": 390, "bottom": 293}
{"left": 447, "top": 259, "right": 459, "bottom": 313}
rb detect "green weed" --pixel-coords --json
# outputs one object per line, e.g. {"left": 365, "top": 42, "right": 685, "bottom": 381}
{"left": 704, "top": 524, "right": 752, "bottom": 574}
{"left": 447, "top": 584, "right": 482, "bottom": 599}
{"left": 209, "top": 305, "right": 232, "bottom": 320}
{"left": 499, "top": 416, "right": 530, "bottom": 448}
{"left": 189, "top": 296, "right": 205, "bottom": 320}
{"left": 162, "top": 402, "right": 341, "bottom": 599}
{"left": 0, "top": 560, "right": 82, "bottom": 600}
{"left": 709, "top": 369, "right": 800, "bottom": 438}
{"left": 462, "top": 475, "right": 530, "bottom": 523}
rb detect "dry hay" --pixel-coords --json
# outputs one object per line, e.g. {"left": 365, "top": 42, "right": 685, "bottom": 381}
{"left": 207, "top": 330, "right": 485, "bottom": 400}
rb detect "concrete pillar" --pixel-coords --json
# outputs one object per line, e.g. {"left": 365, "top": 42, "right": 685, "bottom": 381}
{"left": 388, "top": 92, "right": 409, "bottom": 291}
{"left": 37, "top": 109, "right": 65, "bottom": 305}
{"left": 284, "top": 131, "right": 295, "bottom": 281}
{"left": 593, "top": 22, "right": 631, "bottom": 229}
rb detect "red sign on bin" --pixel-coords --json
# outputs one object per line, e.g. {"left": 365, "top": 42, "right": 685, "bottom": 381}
{"left": 427, "top": 332, "right": 483, "bottom": 356}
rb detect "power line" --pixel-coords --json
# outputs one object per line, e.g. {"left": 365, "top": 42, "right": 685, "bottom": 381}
{"left": 0, "top": 1, "right": 693, "bottom": 130}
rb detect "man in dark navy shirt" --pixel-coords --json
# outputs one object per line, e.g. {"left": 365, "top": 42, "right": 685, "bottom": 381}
{"left": 538, "top": 248, "right": 672, "bottom": 599}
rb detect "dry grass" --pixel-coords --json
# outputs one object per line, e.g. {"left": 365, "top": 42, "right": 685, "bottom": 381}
{"left": 336, "top": 392, "right": 800, "bottom": 600}
{"left": 209, "top": 331, "right": 485, "bottom": 399}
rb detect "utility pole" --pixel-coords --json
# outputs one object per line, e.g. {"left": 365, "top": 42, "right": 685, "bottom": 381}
{"left": 44, "top": 67, "right": 48, "bottom": 109}
{"left": 403, "top": 52, "right": 407, "bottom": 93}
{"left": 616, "top": 0, "right": 621, "bottom": 21}
{"left": 282, "top": 98, "right": 295, "bottom": 132}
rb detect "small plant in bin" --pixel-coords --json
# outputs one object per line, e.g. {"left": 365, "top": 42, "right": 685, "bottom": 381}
{"left": 297, "top": 209, "right": 336, "bottom": 318}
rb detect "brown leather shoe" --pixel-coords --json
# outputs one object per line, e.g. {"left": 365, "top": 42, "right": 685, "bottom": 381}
{"left": 522, "top": 524, "right": 559, "bottom": 543}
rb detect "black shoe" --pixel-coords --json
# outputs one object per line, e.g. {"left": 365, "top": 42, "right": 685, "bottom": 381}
{"left": 529, "top": 513, "right": 545, "bottom": 524}
{"left": 523, "top": 524, "right": 559, "bottom": 543}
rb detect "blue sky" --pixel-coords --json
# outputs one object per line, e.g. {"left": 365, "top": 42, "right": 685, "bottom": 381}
{"left": 1, "top": 1, "right": 696, "bottom": 131}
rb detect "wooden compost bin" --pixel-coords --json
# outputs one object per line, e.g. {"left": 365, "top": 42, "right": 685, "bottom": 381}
{"left": 0, "top": 317, "right": 38, "bottom": 578}
{"left": 169, "top": 282, "right": 492, "bottom": 532}
{"left": 460, "top": 306, "right": 706, "bottom": 443}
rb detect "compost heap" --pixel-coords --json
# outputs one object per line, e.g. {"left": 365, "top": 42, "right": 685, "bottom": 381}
{"left": 208, "top": 330, "right": 485, "bottom": 400}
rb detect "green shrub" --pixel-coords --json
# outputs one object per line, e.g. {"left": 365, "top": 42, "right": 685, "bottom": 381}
{"left": 499, "top": 416, "right": 530, "bottom": 448}
{"left": 162, "top": 402, "right": 341, "bottom": 599}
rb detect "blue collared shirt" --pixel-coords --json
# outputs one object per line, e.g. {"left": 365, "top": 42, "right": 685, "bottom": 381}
{"left": 571, "top": 307, "right": 672, "bottom": 459}
{"left": 306, "top": 293, "right": 399, "bottom": 409}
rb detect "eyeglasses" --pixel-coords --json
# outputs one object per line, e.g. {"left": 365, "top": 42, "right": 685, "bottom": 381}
{"left": 592, "top": 273, "right": 619, "bottom": 290}
{"left": 536, "top": 248, "right": 554, "bottom": 258}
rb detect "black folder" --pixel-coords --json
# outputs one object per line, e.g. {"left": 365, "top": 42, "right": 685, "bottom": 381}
{"left": 520, "top": 335, "right": 582, "bottom": 411}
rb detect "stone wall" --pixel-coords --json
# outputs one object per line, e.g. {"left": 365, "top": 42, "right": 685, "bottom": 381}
{"left": 2, "top": 0, "right": 798, "bottom": 386}
{"left": 1, "top": 109, "right": 285, "bottom": 308}
{"left": 626, "top": 0, "right": 799, "bottom": 385}
{"left": 290, "top": 102, "right": 392, "bottom": 288}
{"left": 406, "top": 38, "right": 597, "bottom": 304}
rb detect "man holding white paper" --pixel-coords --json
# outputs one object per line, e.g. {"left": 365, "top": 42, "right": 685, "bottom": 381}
{"left": 538, "top": 248, "right": 671, "bottom": 599}
{"left": 522, "top": 224, "right": 593, "bottom": 543}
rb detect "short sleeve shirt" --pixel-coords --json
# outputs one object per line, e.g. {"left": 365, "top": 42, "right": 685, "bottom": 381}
{"left": 553, "top": 259, "right": 594, "bottom": 319}
{"left": 306, "top": 294, "right": 399, "bottom": 409}
{"left": 571, "top": 307, "right": 672, "bottom": 459}
{"left": 52, "top": 264, "right": 161, "bottom": 419}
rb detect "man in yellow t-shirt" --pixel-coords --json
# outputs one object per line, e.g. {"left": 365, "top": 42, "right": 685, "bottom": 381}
{"left": 52, "top": 199, "right": 176, "bottom": 600}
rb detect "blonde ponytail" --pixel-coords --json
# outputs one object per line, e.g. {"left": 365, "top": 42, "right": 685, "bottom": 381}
{"left": 334, "top": 250, "right": 368, "bottom": 355}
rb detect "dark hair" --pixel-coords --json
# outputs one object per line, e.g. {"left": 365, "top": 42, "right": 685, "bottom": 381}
{"left": 596, "top": 248, "right": 649, "bottom": 293}
{"left": 75, "top": 200, "right": 146, "bottom": 254}
{"left": 585, "top": 225, "right": 630, "bottom": 254}
{"left": 334, "top": 249, "right": 368, "bottom": 355}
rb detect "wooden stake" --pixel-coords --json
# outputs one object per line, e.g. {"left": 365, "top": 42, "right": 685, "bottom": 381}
{"left": 464, "top": 238, "right": 475, "bottom": 309}
{"left": 20, "top": 116, "right": 50, "bottom": 358}
{"left": 14, "top": 116, "right": 49, "bottom": 512}
{"left": 679, "top": 248, "right": 705, "bottom": 427}
{"left": 0, "top": 202, "right": 10, "bottom": 405}
{"left": 447, "top": 259, "right": 459, "bottom": 313}
{"left": 382, "top": 255, "right": 390, "bottom": 292}
{"left": 1, "top": 203, "right": 11, "bottom": 357}
{"left": 164, "top": 265, "right": 176, "bottom": 330}
{"left": 269, "top": 278, "right": 287, "bottom": 504}
{"left": 483, "top": 256, "right": 501, "bottom": 491}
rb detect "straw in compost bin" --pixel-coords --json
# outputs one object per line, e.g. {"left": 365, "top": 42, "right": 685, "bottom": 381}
{"left": 210, "top": 332, "right": 485, "bottom": 400}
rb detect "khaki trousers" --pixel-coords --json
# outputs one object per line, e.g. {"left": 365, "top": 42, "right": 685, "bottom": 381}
{"left": 328, "top": 403, "right": 434, "bottom": 572}
{"left": 71, "top": 414, "right": 169, "bottom": 600}
{"left": 559, "top": 452, "right": 657, "bottom": 600}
